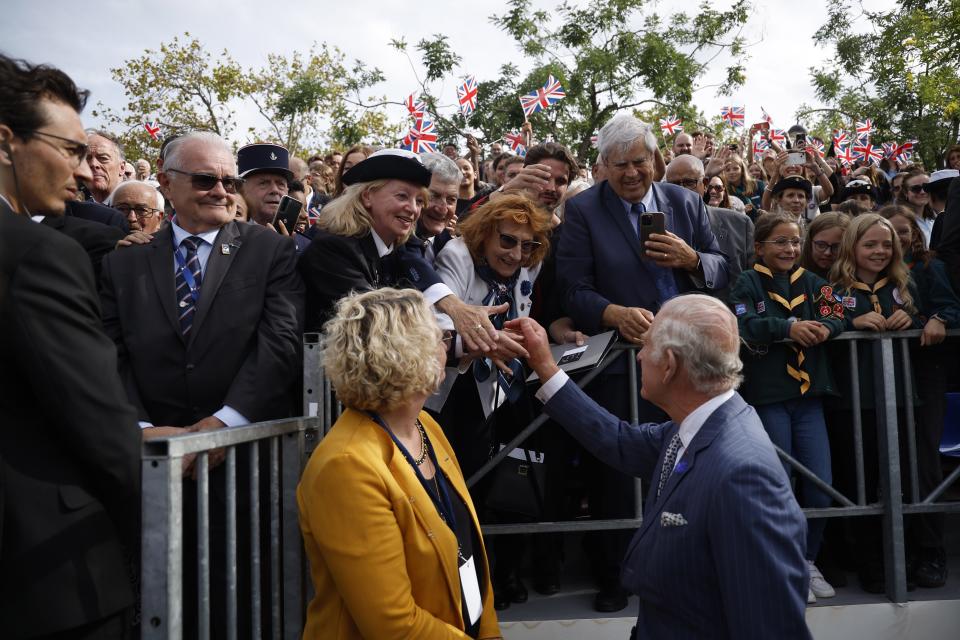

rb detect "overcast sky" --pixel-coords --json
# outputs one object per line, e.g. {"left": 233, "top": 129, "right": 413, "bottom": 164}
{"left": 3, "top": 0, "right": 889, "bottom": 150}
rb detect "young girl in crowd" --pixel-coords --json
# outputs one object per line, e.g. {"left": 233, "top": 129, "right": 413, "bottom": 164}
{"left": 729, "top": 212, "right": 844, "bottom": 604}
{"left": 879, "top": 205, "right": 960, "bottom": 588}
{"left": 800, "top": 213, "right": 850, "bottom": 279}
{"left": 828, "top": 213, "right": 922, "bottom": 593}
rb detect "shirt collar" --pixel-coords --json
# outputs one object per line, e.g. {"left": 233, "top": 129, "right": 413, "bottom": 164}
{"left": 619, "top": 183, "right": 657, "bottom": 215}
{"left": 172, "top": 219, "right": 221, "bottom": 246}
{"left": 677, "top": 388, "right": 735, "bottom": 452}
{"left": 371, "top": 230, "right": 394, "bottom": 257}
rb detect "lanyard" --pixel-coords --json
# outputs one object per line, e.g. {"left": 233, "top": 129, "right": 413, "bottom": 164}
{"left": 173, "top": 237, "right": 201, "bottom": 304}
{"left": 366, "top": 411, "right": 457, "bottom": 534}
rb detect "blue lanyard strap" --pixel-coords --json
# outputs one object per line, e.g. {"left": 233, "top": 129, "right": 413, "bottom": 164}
{"left": 173, "top": 237, "right": 201, "bottom": 304}
{"left": 366, "top": 411, "right": 457, "bottom": 533}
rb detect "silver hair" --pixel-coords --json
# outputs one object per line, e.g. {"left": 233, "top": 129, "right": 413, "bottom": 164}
{"left": 647, "top": 294, "right": 743, "bottom": 394}
{"left": 597, "top": 114, "right": 658, "bottom": 161}
{"left": 664, "top": 154, "right": 705, "bottom": 179}
{"left": 105, "top": 180, "right": 165, "bottom": 209}
{"left": 85, "top": 129, "right": 125, "bottom": 163}
{"left": 162, "top": 131, "right": 234, "bottom": 173}
{"left": 420, "top": 152, "right": 463, "bottom": 184}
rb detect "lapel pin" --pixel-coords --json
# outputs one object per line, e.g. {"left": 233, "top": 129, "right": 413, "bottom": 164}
{"left": 221, "top": 243, "right": 231, "bottom": 255}
{"left": 675, "top": 461, "right": 690, "bottom": 474}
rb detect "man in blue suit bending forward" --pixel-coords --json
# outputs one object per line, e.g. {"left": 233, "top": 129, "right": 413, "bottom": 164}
{"left": 506, "top": 295, "right": 811, "bottom": 640}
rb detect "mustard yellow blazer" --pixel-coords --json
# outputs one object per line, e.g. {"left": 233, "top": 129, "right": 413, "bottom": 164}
{"left": 297, "top": 408, "right": 501, "bottom": 639}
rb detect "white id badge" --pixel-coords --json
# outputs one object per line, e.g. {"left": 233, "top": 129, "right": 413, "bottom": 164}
{"left": 459, "top": 555, "right": 483, "bottom": 625}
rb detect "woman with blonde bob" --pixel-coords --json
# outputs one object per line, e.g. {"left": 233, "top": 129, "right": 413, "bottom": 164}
{"left": 298, "top": 288, "right": 501, "bottom": 639}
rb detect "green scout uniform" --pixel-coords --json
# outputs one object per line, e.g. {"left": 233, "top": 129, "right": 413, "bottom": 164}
{"left": 828, "top": 274, "right": 922, "bottom": 410}
{"left": 908, "top": 256, "right": 960, "bottom": 329}
{"left": 730, "top": 264, "right": 845, "bottom": 407}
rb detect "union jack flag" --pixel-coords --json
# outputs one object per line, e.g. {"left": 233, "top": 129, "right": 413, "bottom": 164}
{"left": 855, "top": 118, "right": 874, "bottom": 139}
{"left": 401, "top": 118, "right": 438, "bottom": 154}
{"left": 853, "top": 142, "right": 883, "bottom": 165}
{"left": 143, "top": 121, "right": 161, "bottom": 140}
{"left": 832, "top": 129, "right": 848, "bottom": 149}
{"left": 881, "top": 141, "right": 897, "bottom": 158}
{"left": 810, "top": 138, "right": 825, "bottom": 157}
{"left": 306, "top": 205, "right": 322, "bottom": 226}
{"left": 753, "top": 138, "right": 770, "bottom": 159}
{"left": 659, "top": 115, "right": 683, "bottom": 136}
{"left": 836, "top": 144, "right": 855, "bottom": 167}
{"left": 405, "top": 94, "right": 427, "bottom": 120}
{"left": 761, "top": 106, "right": 773, "bottom": 125}
{"left": 720, "top": 106, "right": 745, "bottom": 128}
{"left": 519, "top": 75, "right": 565, "bottom": 118}
{"left": 888, "top": 140, "right": 917, "bottom": 161}
{"left": 457, "top": 76, "right": 479, "bottom": 116}
{"left": 503, "top": 131, "right": 527, "bottom": 156}
{"left": 769, "top": 128, "right": 786, "bottom": 145}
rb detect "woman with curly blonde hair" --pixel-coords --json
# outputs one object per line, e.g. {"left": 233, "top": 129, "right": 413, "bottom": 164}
{"left": 298, "top": 288, "right": 502, "bottom": 639}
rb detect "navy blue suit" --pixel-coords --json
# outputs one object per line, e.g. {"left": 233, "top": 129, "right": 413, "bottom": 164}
{"left": 556, "top": 180, "right": 730, "bottom": 586}
{"left": 544, "top": 380, "right": 811, "bottom": 639}
{"left": 558, "top": 180, "right": 727, "bottom": 343}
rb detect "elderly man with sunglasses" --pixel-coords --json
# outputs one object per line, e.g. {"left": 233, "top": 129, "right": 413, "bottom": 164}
{"left": 99, "top": 130, "right": 304, "bottom": 635}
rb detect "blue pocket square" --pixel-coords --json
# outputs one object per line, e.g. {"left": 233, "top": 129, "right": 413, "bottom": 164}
{"left": 660, "top": 511, "right": 688, "bottom": 527}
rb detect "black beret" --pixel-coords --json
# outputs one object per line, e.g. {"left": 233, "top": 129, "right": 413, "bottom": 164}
{"left": 771, "top": 176, "right": 813, "bottom": 199}
{"left": 342, "top": 149, "right": 432, "bottom": 187}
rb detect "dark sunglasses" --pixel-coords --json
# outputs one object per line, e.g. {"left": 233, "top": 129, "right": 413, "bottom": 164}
{"left": 166, "top": 168, "right": 245, "bottom": 194}
{"left": 669, "top": 178, "right": 702, "bottom": 189}
{"left": 498, "top": 229, "right": 542, "bottom": 256}
{"left": 906, "top": 184, "right": 926, "bottom": 194}
{"left": 707, "top": 184, "right": 725, "bottom": 192}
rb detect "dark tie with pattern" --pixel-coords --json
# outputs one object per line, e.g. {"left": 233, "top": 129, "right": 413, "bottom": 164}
{"left": 633, "top": 201, "right": 679, "bottom": 306}
{"left": 657, "top": 433, "right": 683, "bottom": 499}
{"left": 176, "top": 236, "right": 203, "bottom": 336}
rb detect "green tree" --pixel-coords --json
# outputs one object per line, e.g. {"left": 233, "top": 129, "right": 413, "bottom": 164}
{"left": 92, "top": 33, "right": 246, "bottom": 162}
{"left": 389, "top": 1, "right": 749, "bottom": 162}
{"left": 246, "top": 45, "right": 401, "bottom": 154}
{"left": 810, "top": 0, "right": 960, "bottom": 168}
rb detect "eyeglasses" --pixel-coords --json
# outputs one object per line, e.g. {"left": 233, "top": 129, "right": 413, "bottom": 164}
{"left": 707, "top": 184, "right": 725, "bottom": 192}
{"left": 165, "top": 168, "right": 244, "bottom": 193}
{"left": 760, "top": 237, "right": 802, "bottom": 248}
{"left": 906, "top": 184, "right": 927, "bottom": 194}
{"left": 440, "top": 330, "right": 454, "bottom": 347}
{"left": 669, "top": 178, "right": 703, "bottom": 189}
{"left": 498, "top": 228, "right": 542, "bottom": 256}
{"left": 812, "top": 240, "right": 841, "bottom": 254}
{"left": 115, "top": 204, "right": 162, "bottom": 219}
{"left": 29, "top": 130, "right": 89, "bottom": 168}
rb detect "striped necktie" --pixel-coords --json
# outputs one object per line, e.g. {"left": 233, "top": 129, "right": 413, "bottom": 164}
{"left": 176, "top": 236, "right": 203, "bottom": 336}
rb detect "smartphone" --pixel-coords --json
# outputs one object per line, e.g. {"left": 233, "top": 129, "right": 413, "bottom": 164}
{"left": 274, "top": 195, "right": 303, "bottom": 232}
{"left": 639, "top": 211, "right": 666, "bottom": 259}
{"left": 785, "top": 151, "right": 806, "bottom": 166}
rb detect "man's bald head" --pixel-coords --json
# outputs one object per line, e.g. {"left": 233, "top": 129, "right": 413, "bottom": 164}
{"left": 664, "top": 154, "right": 706, "bottom": 197}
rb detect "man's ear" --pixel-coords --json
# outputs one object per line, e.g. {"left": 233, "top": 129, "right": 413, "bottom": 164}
{"left": 0, "top": 125, "right": 15, "bottom": 166}
{"left": 662, "top": 348, "right": 679, "bottom": 385}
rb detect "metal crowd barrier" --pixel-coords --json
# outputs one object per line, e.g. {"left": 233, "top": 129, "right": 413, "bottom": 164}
{"left": 140, "top": 329, "right": 960, "bottom": 636}
{"left": 140, "top": 417, "right": 319, "bottom": 640}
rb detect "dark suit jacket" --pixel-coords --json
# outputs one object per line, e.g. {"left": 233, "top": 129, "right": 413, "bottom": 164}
{"left": 937, "top": 177, "right": 960, "bottom": 292}
{"left": 543, "top": 380, "right": 810, "bottom": 640}
{"left": 299, "top": 230, "right": 443, "bottom": 332}
{"left": 558, "top": 181, "right": 727, "bottom": 372}
{"left": 41, "top": 214, "right": 123, "bottom": 283}
{"left": 67, "top": 199, "right": 130, "bottom": 233}
{"left": 706, "top": 205, "right": 754, "bottom": 303}
{"left": 0, "top": 203, "right": 140, "bottom": 638}
{"left": 100, "top": 221, "right": 305, "bottom": 426}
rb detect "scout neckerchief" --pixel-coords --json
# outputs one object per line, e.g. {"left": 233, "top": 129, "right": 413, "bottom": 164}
{"left": 472, "top": 263, "right": 524, "bottom": 406}
{"left": 850, "top": 276, "right": 890, "bottom": 314}
{"left": 753, "top": 262, "right": 811, "bottom": 395}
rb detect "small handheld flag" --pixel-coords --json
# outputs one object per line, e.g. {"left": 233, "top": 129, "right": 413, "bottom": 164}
{"left": 519, "top": 75, "right": 566, "bottom": 118}
{"left": 457, "top": 76, "right": 478, "bottom": 116}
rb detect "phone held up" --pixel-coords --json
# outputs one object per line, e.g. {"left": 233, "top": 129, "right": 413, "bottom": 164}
{"left": 639, "top": 211, "right": 666, "bottom": 259}
{"left": 274, "top": 195, "right": 303, "bottom": 233}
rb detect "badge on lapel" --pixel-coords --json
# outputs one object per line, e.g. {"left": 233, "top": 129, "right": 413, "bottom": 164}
{"left": 520, "top": 280, "right": 532, "bottom": 296}
{"left": 221, "top": 243, "right": 231, "bottom": 255}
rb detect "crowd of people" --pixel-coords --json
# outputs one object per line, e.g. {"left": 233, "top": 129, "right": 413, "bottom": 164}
{"left": 3, "top": 50, "right": 960, "bottom": 639}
